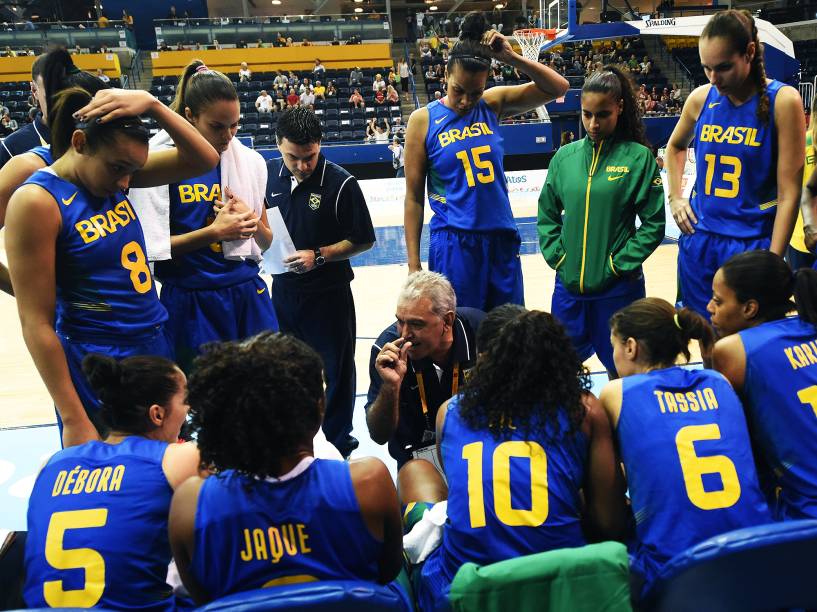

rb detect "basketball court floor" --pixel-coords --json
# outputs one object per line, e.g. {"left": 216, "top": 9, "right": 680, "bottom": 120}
{"left": 0, "top": 184, "right": 687, "bottom": 531}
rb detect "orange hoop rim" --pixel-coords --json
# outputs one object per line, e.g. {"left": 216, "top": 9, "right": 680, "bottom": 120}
{"left": 513, "top": 28, "right": 559, "bottom": 40}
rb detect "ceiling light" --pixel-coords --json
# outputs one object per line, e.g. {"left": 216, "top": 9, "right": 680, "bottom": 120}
{"left": 354, "top": 7, "right": 363, "bottom": 12}
{"left": 495, "top": 3, "right": 505, "bottom": 7}
{"left": 271, "top": 0, "right": 281, "bottom": 4}
{"left": 354, "top": 0, "right": 363, "bottom": 2}
{"left": 430, "top": 5, "right": 438, "bottom": 10}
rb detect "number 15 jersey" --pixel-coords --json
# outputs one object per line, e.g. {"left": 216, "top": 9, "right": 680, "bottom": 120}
{"left": 24, "top": 168, "right": 167, "bottom": 338}
{"left": 691, "top": 80, "right": 783, "bottom": 238}
{"left": 618, "top": 367, "right": 770, "bottom": 590}
{"left": 425, "top": 99, "right": 515, "bottom": 233}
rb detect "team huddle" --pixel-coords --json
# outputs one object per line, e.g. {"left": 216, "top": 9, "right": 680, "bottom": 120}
{"left": 1, "top": 6, "right": 816, "bottom": 611}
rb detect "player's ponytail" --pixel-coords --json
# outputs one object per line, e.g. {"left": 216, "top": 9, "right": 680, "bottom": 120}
{"left": 460, "top": 309, "right": 589, "bottom": 441}
{"left": 702, "top": 9, "right": 769, "bottom": 123}
{"left": 49, "top": 86, "right": 150, "bottom": 160}
{"left": 448, "top": 12, "right": 493, "bottom": 74}
{"left": 720, "top": 250, "right": 794, "bottom": 322}
{"left": 582, "top": 64, "right": 648, "bottom": 146}
{"left": 610, "top": 298, "right": 710, "bottom": 366}
{"left": 793, "top": 268, "right": 817, "bottom": 325}
{"left": 40, "top": 48, "right": 108, "bottom": 121}
{"left": 82, "top": 354, "right": 181, "bottom": 435}
{"left": 170, "top": 58, "right": 237, "bottom": 118}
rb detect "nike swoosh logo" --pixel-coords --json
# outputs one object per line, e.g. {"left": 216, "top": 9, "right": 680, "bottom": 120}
{"left": 708, "top": 102, "right": 721, "bottom": 108}
{"left": 61, "top": 191, "right": 78, "bottom": 206}
{"left": 270, "top": 192, "right": 283, "bottom": 198}
{"left": 607, "top": 175, "right": 626, "bottom": 181}
{"left": 256, "top": 288, "right": 266, "bottom": 294}
{"left": 434, "top": 117, "right": 444, "bottom": 124}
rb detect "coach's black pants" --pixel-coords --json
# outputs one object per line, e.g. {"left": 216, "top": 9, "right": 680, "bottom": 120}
{"left": 273, "top": 281, "right": 357, "bottom": 456}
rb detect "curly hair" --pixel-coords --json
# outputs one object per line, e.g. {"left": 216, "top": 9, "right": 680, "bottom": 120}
{"left": 187, "top": 332, "right": 324, "bottom": 478}
{"left": 458, "top": 310, "right": 590, "bottom": 440}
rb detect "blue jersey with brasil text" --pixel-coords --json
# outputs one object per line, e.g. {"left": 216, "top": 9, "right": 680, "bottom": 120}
{"left": 24, "top": 437, "right": 175, "bottom": 611}
{"left": 740, "top": 316, "right": 817, "bottom": 520}
{"left": 191, "top": 459, "right": 383, "bottom": 601}
{"left": 24, "top": 168, "right": 167, "bottom": 338}
{"left": 691, "top": 81, "right": 783, "bottom": 238}
{"left": 618, "top": 367, "right": 770, "bottom": 591}
{"left": 425, "top": 99, "right": 515, "bottom": 233}
{"left": 154, "top": 163, "right": 259, "bottom": 289}
{"left": 420, "top": 395, "right": 587, "bottom": 610}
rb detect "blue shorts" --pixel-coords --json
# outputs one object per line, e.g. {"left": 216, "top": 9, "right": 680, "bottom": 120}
{"left": 677, "top": 231, "right": 770, "bottom": 319}
{"left": 160, "top": 275, "right": 278, "bottom": 373}
{"left": 58, "top": 325, "right": 173, "bottom": 438}
{"left": 551, "top": 274, "right": 646, "bottom": 374}
{"left": 428, "top": 228, "right": 524, "bottom": 310}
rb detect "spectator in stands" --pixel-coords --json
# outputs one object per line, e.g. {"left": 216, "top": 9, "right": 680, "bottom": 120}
{"left": 628, "top": 53, "right": 639, "bottom": 73}
{"left": 159, "top": 41, "right": 170, "bottom": 51}
{"left": 640, "top": 55, "right": 652, "bottom": 75}
{"left": 71, "top": 44, "right": 81, "bottom": 55}
{"left": 350, "top": 66, "right": 363, "bottom": 86}
{"left": 374, "top": 122, "right": 389, "bottom": 143}
{"left": 238, "top": 61, "right": 252, "bottom": 83}
{"left": 398, "top": 59, "right": 410, "bottom": 95}
{"left": 167, "top": 4, "right": 177, "bottom": 19}
{"left": 273, "top": 71, "right": 288, "bottom": 89}
{"left": 313, "top": 59, "right": 325, "bottom": 75}
{"left": 299, "top": 77, "right": 313, "bottom": 95}
{"left": 387, "top": 68, "right": 398, "bottom": 87}
{"left": 386, "top": 84, "right": 399, "bottom": 104}
{"left": 493, "top": 66, "right": 504, "bottom": 83}
{"left": 256, "top": 38, "right": 266, "bottom": 48}
{"left": 168, "top": 333, "right": 403, "bottom": 605}
{"left": 237, "top": 40, "right": 247, "bottom": 49}
{"left": 374, "top": 89, "right": 386, "bottom": 106}
{"left": 273, "top": 87, "right": 285, "bottom": 110}
{"left": 424, "top": 65, "right": 438, "bottom": 83}
{"left": 373, "top": 73, "right": 386, "bottom": 92}
{"left": 255, "top": 89, "right": 274, "bottom": 113}
{"left": 300, "top": 88, "right": 315, "bottom": 108}
{"left": 286, "top": 88, "right": 299, "bottom": 108}
{"left": 122, "top": 9, "right": 134, "bottom": 27}
{"left": 349, "top": 88, "right": 365, "bottom": 108}
{"left": 285, "top": 37, "right": 293, "bottom": 47}
{"left": 313, "top": 80, "right": 326, "bottom": 100}
{"left": 95, "top": 68, "right": 110, "bottom": 83}
{"left": 302, "top": 37, "right": 312, "bottom": 46}
{"left": 420, "top": 44, "right": 432, "bottom": 60}
{"left": 637, "top": 83, "right": 648, "bottom": 102}
{"left": 391, "top": 116, "right": 406, "bottom": 137}
{"left": 325, "top": 81, "right": 337, "bottom": 98}
{"left": 671, "top": 83, "right": 682, "bottom": 103}
{"left": 365, "top": 117, "right": 377, "bottom": 140}
{"left": 650, "top": 86, "right": 660, "bottom": 102}
{"left": 433, "top": 90, "right": 442, "bottom": 101}
{"left": 331, "top": 36, "right": 341, "bottom": 45}
{"left": 176, "top": 43, "right": 184, "bottom": 51}
{"left": 97, "top": 12, "right": 109, "bottom": 28}
{"left": 501, "top": 62, "right": 518, "bottom": 81}
{"left": 287, "top": 71, "right": 298, "bottom": 87}
{"left": 0, "top": 115, "right": 13, "bottom": 137}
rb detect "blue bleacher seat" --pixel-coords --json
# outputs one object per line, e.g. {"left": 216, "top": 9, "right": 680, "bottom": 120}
{"left": 196, "top": 580, "right": 408, "bottom": 611}
{"left": 644, "top": 519, "right": 817, "bottom": 612}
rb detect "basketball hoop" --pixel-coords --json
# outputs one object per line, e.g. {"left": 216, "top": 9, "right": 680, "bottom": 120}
{"left": 513, "top": 28, "right": 559, "bottom": 62}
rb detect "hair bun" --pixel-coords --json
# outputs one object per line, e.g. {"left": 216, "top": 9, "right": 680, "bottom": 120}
{"left": 82, "top": 353, "right": 122, "bottom": 396}
{"left": 460, "top": 12, "right": 490, "bottom": 42}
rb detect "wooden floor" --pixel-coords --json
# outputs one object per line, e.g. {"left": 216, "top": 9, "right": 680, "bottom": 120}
{"left": 0, "top": 237, "right": 684, "bottom": 430}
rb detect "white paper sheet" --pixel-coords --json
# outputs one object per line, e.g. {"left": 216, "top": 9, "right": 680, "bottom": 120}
{"left": 262, "top": 207, "right": 297, "bottom": 274}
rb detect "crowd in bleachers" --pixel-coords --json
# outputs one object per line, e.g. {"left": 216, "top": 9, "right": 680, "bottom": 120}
{"left": 150, "top": 63, "right": 405, "bottom": 144}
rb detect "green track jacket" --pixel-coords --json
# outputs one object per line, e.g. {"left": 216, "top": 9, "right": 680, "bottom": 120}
{"left": 537, "top": 135, "right": 666, "bottom": 295}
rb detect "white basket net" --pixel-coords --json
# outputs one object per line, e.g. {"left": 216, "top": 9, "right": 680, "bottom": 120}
{"left": 513, "top": 29, "right": 557, "bottom": 121}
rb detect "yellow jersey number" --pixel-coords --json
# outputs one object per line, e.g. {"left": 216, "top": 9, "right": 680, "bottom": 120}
{"left": 43, "top": 509, "right": 108, "bottom": 607}
{"left": 703, "top": 154, "right": 742, "bottom": 198}
{"left": 120, "top": 241, "right": 152, "bottom": 294}
{"left": 455, "top": 145, "right": 495, "bottom": 188}
{"left": 797, "top": 385, "right": 817, "bottom": 418}
{"left": 675, "top": 424, "right": 741, "bottom": 510}
{"left": 462, "top": 440, "right": 548, "bottom": 528}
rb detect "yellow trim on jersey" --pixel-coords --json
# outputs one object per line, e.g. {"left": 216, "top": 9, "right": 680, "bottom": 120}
{"left": 428, "top": 193, "right": 447, "bottom": 204}
{"left": 791, "top": 137, "right": 816, "bottom": 253}
{"left": 758, "top": 200, "right": 778, "bottom": 211}
{"left": 580, "top": 140, "right": 604, "bottom": 294}
{"left": 262, "top": 575, "right": 319, "bottom": 588}
{"left": 554, "top": 252, "right": 566, "bottom": 270}
{"left": 609, "top": 254, "right": 619, "bottom": 277}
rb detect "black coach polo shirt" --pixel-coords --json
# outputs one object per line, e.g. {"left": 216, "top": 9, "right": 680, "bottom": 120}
{"left": 0, "top": 113, "right": 50, "bottom": 170}
{"left": 265, "top": 154, "right": 376, "bottom": 293}
{"left": 365, "top": 307, "right": 485, "bottom": 467}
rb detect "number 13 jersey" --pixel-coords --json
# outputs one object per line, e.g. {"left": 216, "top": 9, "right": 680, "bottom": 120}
{"left": 25, "top": 168, "right": 167, "bottom": 338}
{"left": 691, "top": 80, "right": 783, "bottom": 238}
{"left": 424, "top": 99, "right": 515, "bottom": 233}
{"left": 618, "top": 366, "right": 770, "bottom": 590}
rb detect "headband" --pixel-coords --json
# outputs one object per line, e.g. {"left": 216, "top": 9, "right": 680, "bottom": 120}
{"left": 195, "top": 64, "right": 210, "bottom": 74}
{"left": 448, "top": 53, "right": 492, "bottom": 65}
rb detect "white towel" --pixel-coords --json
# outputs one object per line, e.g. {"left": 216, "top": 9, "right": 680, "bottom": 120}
{"left": 220, "top": 137, "right": 268, "bottom": 262}
{"left": 127, "top": 130, "right": 174, "bottom": 262}
{"left": 403, "top": 500, "right": 448, "bottom": 564}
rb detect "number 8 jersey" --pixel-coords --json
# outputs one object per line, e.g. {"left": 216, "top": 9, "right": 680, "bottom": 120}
{"left": 25, "top": 168, "right": 167, "bottom": 337}
{"left": 424, "top": 99, "right": 515, "bottom": 233}
{"left": 618, "top": 366, "right": 771, "bottom": 593}
{"left": 691, "top": 80, "right": 784, "bottom": 238}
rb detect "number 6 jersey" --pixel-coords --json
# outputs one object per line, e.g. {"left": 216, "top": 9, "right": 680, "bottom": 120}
{"left": 618, "top": 366, "right": 771, "bottom": 593}
{"left": 25, "top": 168, "right": 167, "bottom": 338}
{"left": 691, "top": 80, "right": 784, "bottom": 238}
